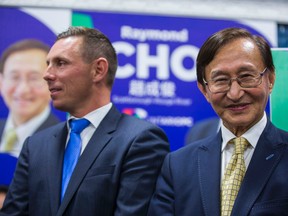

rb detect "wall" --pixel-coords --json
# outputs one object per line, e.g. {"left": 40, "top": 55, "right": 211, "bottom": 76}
{"left": 1, "top": 0, "right": 288, "bottom": 23}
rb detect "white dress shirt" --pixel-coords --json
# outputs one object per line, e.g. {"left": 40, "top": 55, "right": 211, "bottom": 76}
{"left": 221, "top": 113, "right": 267, "bottom": 181}
{"left": 67, "top": 103, "right": 112, "bottom": 154}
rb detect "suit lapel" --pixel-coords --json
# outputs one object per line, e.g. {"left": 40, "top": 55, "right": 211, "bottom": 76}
{"left": 232, "top": 121, "right": 288, "bottom": 215}
{"left": 198, "top": 132, "right": 222, "bottom": 216}
{"left": 57, "top": 106, "right": 121, "bottom": 215}
{"left": 47, "top": 123, "right": 68, "bottom": 215}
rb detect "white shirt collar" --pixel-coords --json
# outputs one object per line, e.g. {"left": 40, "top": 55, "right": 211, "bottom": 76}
{"left": 221, "top": 112, "right": 267, "bottom": 151}
{"left": 66, "top": 103, "right": 113, "bottom": 154}
{"left": 67, "top": 103, "right": 113, "bottom": 130}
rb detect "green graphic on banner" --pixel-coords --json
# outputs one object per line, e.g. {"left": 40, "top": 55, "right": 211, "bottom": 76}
{"left": 270, "top": 48, "right": 288, "bottom": 131}
{"left": 72, "top": 13, "right": 94, "bottom": 28}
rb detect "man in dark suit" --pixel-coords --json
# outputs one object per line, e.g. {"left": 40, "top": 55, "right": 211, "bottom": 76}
{"left": 0, "top": 27, "right": 169, "bottom": 216}
{"left": 0, "top": 39, "right": 60, "bottom": 157}
{"left": 148, "top": 27, "right": 288, "bottom": 215}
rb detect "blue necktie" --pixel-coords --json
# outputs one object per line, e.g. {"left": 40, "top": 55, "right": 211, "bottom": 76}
{"left": 61, "top": 118, "right": 90, "bottom": 201}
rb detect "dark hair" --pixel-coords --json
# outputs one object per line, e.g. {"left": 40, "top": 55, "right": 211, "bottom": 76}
{"left": 0, "top": 39, "right": 50, "bottom": 74}
{"left": 196, "top": 27, "right": 275, "bottom": 87}
{"left": 57, "top": 26, "right": 118, "bottom": 88}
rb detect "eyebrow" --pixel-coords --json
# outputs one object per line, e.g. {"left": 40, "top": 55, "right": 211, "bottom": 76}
{"left": 46, "top": 56, "right": 66, "bottom": 65}
{"left": 210, "top": 66, "right": 257, "bottom": 76}
{"left": 210, "top": 70, "right": 227, "bottom": 77}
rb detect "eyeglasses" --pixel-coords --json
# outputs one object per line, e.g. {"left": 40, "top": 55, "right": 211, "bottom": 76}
{"left": 203, "top": 67, "right": 268, "bottom": 94}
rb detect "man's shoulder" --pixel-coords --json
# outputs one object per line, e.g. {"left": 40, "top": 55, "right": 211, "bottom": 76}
{"left": 46, "top": 112, "right": 61, "bottom": 124}
{"left": 173, "top": 133, "right": 218, "bottom": 159}
{"left": 32, "top": 121, "right": 66, "bottom": 138}
{"left": 113, "top": 114, "right": 169, "bottom": 145}
{"left": 171, "top": 139, "right": 207, "bottom": 159}
{"left": 35, "top": 112, "right": 61, "bottom": 133}
{"left": 265, "top": 120, "right": 288, "bottom": 142}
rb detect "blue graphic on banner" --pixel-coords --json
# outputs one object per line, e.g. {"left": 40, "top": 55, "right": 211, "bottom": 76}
{"left": 0, "top": 153, "right": 17, "bottom": 185}
{"left": 73, "top": 11, "right": 271, "bottom": 150}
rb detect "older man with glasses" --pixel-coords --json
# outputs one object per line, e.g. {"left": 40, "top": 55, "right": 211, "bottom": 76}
{"left": 148, "top": 27, "right": 288, "bottom": 216}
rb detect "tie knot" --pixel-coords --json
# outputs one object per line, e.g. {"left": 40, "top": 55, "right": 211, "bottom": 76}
{"left": 234, "top": 137, "right": 249, "bottom": 154}
{"left": 69, "top": 118, "right": 90, "bottom": 134}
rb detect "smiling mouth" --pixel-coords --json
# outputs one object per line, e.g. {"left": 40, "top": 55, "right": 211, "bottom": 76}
{"left": 49, "top": 87, "right": 61, "bottom": 93}
{"left": 227, "top": 103, "right": 249, "bottom": 111}
{"left": 49, "top": 87, "right": 62, "bottom": 99}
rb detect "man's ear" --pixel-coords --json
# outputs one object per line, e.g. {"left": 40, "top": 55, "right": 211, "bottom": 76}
{"left": 268, "top": 71, "right": 275, "bottom": 94}
{"left": 92, "top": 57, "right": 109, "bottom": 82}
{"left": 197, "top": 82, "right": 211, "bottom": 103}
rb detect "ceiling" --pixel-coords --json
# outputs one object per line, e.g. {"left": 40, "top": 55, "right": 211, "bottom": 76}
{"left": 1, "top": 0, "right": 288, "bottom": 22}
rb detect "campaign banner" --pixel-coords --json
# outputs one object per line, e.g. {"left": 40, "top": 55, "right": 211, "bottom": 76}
{"left": 0, "top": 7, "right": 277, "bottom": 152}
{"left": 72, "top": 10, "right": 277, "bottom": 150}
{"left": 270, "top": 48, "right": 288, "bottom": 131}
{"left": 0, "top": 6, "right": 279, "bottom": 186}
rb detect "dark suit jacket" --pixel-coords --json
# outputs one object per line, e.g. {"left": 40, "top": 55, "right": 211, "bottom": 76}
{"left": 185, "top": 117, "right": 220, "bottom": 144}
{"left": 1, "top": 105, "right": 169, "bottom": 216}
{"left": 148, "top": 120, "right": 288, "bottom": 216}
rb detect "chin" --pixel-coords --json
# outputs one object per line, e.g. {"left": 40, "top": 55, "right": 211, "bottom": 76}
{"left": 53, "top": 103, "right": 68, "bottom": 113}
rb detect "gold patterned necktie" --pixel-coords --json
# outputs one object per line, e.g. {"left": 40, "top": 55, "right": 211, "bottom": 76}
{"left": 3, "top": 128, "right": 18, "bottom": 152}
{"left": 221, "top": 137, "right": 249, "bottom": 216}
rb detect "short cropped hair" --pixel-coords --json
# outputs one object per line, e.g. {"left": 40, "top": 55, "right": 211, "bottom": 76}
{"left": 57, "top": 26, "right": 118, "bottom": 88}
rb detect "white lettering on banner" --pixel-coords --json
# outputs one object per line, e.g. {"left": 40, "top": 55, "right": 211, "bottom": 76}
{"left": 113, "top": 42, "right": 199, "bottom": 82}
{"left": 120, "top": 25, "right": 189, "bottom": 42}
{"left": 113, "top": 41, "right": 135, "bottom": 78}
{"left": 170, "top": 45, "right": 198, "bottom": 81}
{"left": 137, "top": 44, "right": 169, "bottom": 79}
{"left": 112, "top": 96, "right": 153, "bottom": 105}
{"left": 148, "top": 116, "right": 193, "bottom": 127}
{"left": 112, "top": 95, "right": 192, "bottom": 107}
{"left": 129, "top": 80, "right": 176, "bottom": 98}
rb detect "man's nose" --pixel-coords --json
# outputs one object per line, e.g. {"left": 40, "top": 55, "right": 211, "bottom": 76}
{"left": 226, "top": 78, "right": 244, "bottom": 99}
{"left": 43, "top": 65, "right": 55, "bottom": 81}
